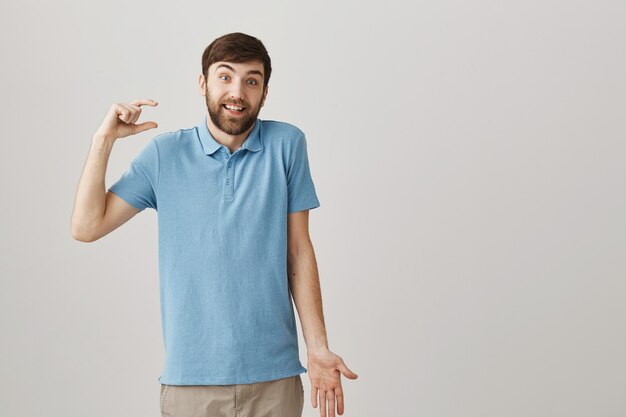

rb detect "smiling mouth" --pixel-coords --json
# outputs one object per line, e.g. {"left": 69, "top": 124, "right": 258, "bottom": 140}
{"left": 223, "top": 104, "right": 246, "bottom": 113}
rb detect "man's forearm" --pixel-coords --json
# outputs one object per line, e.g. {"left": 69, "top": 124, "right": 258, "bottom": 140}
{"left": 71, "top": 134, "right": 115, "bottom": 240}
{"left": 288, "top": 243, "right": 329, "bottom": 351}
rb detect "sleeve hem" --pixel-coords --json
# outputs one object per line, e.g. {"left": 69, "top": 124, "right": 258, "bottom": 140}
{"left": 108, "top": 189, "right": 147, "bottom": 211}
{"left": 288, "top": 202, "right": 320, "bottom": 214}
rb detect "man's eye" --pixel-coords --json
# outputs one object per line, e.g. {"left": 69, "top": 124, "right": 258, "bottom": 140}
{"left": 247, "top": 79, "right": 257, "bottom": 85}
{"left": 220, "top": 75, "right": 230, "bottom": 80}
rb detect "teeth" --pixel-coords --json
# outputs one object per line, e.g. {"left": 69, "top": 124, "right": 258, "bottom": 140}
{"left": 225, "top": 105, "right": 244, "bottom": 111}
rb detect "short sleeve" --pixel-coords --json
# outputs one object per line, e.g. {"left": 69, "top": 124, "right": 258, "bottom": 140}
{"left": 108, "top": 139, "right": 159, "bottom": 211}
{"left": 287, "top": 134, "right": 320, "bottom": 213}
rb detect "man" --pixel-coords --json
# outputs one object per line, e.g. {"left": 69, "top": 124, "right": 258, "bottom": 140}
{"left": 71, "top": 32, "right": 358, "bottom": 417}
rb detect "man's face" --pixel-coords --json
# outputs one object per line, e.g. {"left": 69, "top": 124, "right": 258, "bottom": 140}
{"left": 201, "top": 60, "right": 268, "bottom": 136}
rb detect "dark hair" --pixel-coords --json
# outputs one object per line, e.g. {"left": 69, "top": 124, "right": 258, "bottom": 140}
{"left": 201, "top": 32, "right": 272, "bottom": 89}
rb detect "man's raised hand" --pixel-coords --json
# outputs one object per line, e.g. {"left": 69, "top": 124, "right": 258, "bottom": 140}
{"left": 94, "top": 99, "right": 159, "bottom": 141}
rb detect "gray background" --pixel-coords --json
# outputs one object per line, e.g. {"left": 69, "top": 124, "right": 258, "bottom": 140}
{"left": 1, "top": 0, "right": 625, "bottom": 416}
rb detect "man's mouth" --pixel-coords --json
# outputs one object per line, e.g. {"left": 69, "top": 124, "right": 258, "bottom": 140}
{"left": 223, "top": 104, "right": 246, "bottom": 114}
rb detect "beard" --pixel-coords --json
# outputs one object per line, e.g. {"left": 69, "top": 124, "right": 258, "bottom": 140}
{"left": 205, "top": 87, "right": 263, "bottom": 136}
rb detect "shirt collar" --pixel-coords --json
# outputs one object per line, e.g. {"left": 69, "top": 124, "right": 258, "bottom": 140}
{"left": 197, "top": 113, "right": 263, "bottom": 155}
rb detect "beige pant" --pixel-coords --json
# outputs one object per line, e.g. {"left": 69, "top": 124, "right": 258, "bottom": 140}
{"left": 160, "top": 374, "right": 304, "bottom": 417}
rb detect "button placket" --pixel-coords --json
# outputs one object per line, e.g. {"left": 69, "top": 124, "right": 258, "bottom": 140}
{"left": 223, "top": 150, "right": 239, "bottom": 201}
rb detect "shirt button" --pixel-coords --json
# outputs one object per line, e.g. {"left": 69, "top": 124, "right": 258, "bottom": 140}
{"left": 226, "top": 179, "right": 230, "bottom": 184}
{"left": 227, "top": 163, "right": 231, "bottom": 168}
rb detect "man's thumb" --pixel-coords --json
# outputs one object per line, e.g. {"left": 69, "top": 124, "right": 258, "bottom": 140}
{"left": 135, "top": 121, "right": 158, "bottom": 133}
{"left": 338, "top": 361, "right": 358, "bottom": 379}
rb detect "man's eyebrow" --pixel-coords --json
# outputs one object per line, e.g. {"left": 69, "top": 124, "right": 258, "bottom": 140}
{"left": 215, "top": 64, "right": 263, "bottom": 77}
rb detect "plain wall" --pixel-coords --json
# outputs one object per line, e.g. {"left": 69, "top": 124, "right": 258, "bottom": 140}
{"left": 1, "top": 0, "right": 625, "bottom": 416}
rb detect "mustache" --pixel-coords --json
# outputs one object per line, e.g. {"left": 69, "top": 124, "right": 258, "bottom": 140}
{"left": 221, "top": 101, "right": 247, "bottom": 107}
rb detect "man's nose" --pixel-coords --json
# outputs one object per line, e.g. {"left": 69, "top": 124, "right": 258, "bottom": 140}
{"left": 229, "top": 81, "right": 245, "bottom": 101}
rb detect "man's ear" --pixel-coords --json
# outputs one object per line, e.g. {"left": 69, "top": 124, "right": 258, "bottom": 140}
{"left": 198, "top": 74, "right": 207, "bottom": 96}
{"left": 261, "top": 85, "right": 269, "bottom": 107}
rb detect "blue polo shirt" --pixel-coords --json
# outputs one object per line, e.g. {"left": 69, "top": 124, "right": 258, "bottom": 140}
{"left": 108, "top": 114, "right": 320, "bottom": 385}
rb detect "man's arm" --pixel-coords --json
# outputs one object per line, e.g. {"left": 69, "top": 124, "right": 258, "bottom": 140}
{"left": 287, "top": 210, "right": 358, "bottom": 417}
{"left": 71, "top": 99, "right": 158, "bottom": 242}
{"left": 287, "top": 210, "right": 328, "bottom": 350}
{"left": 71, "top": 134, "right": 140, "bottom": 242}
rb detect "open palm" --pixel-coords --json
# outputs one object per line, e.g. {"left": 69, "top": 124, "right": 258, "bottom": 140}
{"left": 307, "top": 348, "right": 358, "bottom": 417}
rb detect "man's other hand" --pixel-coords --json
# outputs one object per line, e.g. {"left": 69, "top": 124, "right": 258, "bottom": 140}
{"left": 307, "top": 348, "right": 358, "bottom": 417}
